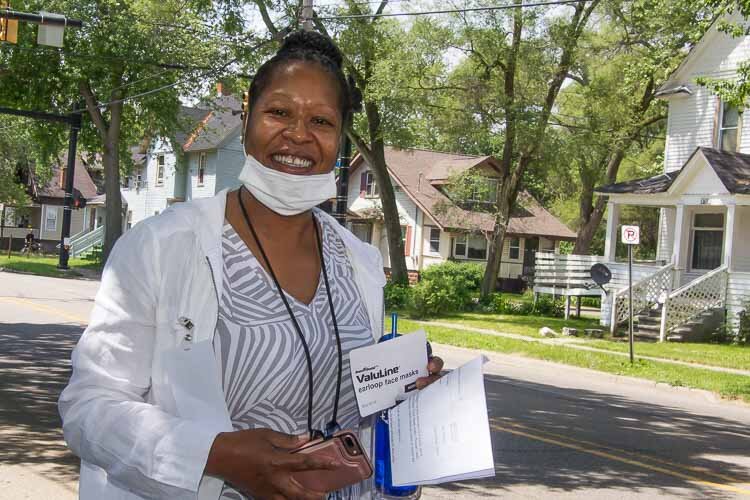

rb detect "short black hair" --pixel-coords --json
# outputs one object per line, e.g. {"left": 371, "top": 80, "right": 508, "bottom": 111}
{"left": 247, "top": 31, "right": 361, "bottom": 127}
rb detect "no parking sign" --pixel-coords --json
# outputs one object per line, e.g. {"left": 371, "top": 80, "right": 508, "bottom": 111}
{"left": 621, "top": 225, "right": 640, "bottom": 245}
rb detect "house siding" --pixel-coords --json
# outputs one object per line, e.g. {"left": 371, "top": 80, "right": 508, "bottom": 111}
{"left": 727, "top": 272, "right": 750, "bottom": 331}
{"left": 733, "top": 206, "right": 750, "bottom": 272}
{"left": 215, "top": 133, "right": 245, "bottom": 193}
{"left": 122, "top": 138, "right": 180, "bottom": 225}
{"left": 39, "top": 204, "right": 86, "bottom": 241}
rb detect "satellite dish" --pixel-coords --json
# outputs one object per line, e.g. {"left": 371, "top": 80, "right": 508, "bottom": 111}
{"left": 590, "top": 263, "right": 612, "bottom": 294}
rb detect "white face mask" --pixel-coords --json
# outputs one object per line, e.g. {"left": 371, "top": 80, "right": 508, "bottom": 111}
{"left": 238, "top": 154, "right": 336, "bottom": 216}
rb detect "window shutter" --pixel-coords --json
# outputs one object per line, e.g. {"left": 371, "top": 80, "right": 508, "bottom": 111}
{"left": 360, "top": 172, "right": 367, "bottom": 197}
{"left": 404, "top": 226, "right": 412, "bottom": 256}
{"left": 713, "top": 96, "right": 721, "bottom": 148}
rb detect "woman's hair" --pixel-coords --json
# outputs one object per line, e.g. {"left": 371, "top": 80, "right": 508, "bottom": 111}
{"left": 247, "top": 30, "right": 362, "bottom": 127}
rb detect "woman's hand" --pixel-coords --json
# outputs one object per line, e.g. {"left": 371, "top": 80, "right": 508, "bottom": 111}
{"left": 415, "top": 355, "right": 444, "bottom": 390}
{"left": 205, "top": 428, "right": 338, "bottom": 500}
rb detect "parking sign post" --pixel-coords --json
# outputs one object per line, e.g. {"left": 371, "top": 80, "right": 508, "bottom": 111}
{"left": 621, "top": 225, "right": 640, "bottom": 364}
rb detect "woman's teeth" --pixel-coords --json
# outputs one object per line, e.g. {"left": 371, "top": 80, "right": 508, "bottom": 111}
{"left": 272, "top": 154, "right": 313, "bottom": 168}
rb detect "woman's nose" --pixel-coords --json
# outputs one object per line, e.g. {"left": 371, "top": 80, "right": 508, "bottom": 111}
{"left": 283, "top": 118, "right": 312, "bottom": 143}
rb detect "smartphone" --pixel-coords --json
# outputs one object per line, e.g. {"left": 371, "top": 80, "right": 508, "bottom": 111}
{"left": 291, "top": 430, "right": 373, "bottom": 493}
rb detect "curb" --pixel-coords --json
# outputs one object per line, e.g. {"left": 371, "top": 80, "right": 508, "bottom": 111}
{"left": 0, "top": 267, "right": 99, "bottom": 281}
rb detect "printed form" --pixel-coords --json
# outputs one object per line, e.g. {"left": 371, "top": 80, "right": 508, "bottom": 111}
{"left": 388, "top": 356, "right": 495, "bottom": 486}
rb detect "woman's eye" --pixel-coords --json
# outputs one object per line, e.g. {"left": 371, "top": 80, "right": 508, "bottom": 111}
{"left": 269, "top": 108, "right": 287, "bottom": 117}
{"left": 313, "top": 117, "right": 334, "bottom": 127}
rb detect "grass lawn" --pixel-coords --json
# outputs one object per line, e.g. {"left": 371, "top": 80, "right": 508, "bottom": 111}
{"left": 403, "top": 312, "right": 750, "bottom": 371}
{"left": 0, "top": 253, "right": 101, "bottom": 279}
{"left": 386, "top": 317, "right": 750, "bottom": 403}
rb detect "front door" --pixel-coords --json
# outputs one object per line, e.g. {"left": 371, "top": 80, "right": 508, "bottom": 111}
{"left": 690, "top": 213, "right": 724, "bottom": 270}
{"left": 523, "top": 237, "right": 539, "bottom": 277}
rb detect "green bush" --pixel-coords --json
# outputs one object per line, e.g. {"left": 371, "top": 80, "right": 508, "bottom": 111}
{"left": 410, "top": 261, "right": 484, "bottom": 318}
{"left": 384, "top": 283, "right": 411, "bottom": 310}
{"left": 480, "top": 292, "right": 564, "bottom": 318}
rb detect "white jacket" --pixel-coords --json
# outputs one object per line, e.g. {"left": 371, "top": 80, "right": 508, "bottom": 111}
{"left": 59, "top": 190, "right": 386, "bottom": 500}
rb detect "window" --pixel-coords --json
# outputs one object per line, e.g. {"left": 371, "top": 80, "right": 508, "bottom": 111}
{"left": 135, "top": 170, "right": 144, "bottom": 191}
{"left": 45, "top": 207, "right": 57, "bottom": 232}
{"left": 365, "top": 171, "right": 379, "bottom": 197}
{"left": 454, "top": 233, "right": 487, "bottom": 260}
{"left": 468, "top": 178, "right": 499, "bottom": 204}
{"left": 509, "top": 237, "right": 521, "bottom": 260}
{"left": 719, "top": 102, "right": 740, "bottom": 152}
{"left": 429, "top": 227, "right": 441, "bottom": 253}
{"left": 126, "top": 210, "right": 133, "bottom": 230}
{"left": 351, "top": 222, "right": 372, "bottom": 244}
{"left": 691, "top": 213, "right": 724, "bottom": 270}
{"left": 156, "top": 155, "right": 165, "bottom": 185}
{"left": 198, "top": 153, "right": 207, "bottom": 186}
{"left": 16, "top": 212, "right": 30, "bottom": 228}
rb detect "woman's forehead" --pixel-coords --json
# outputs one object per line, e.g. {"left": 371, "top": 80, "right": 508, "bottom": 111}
{"left": 261, "top": 61, "right": 340, "bottom": 100}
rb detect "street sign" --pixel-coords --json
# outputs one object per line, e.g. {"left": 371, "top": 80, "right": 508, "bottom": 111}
{"left": 621, "top": 225, "right": 640, "bottom": 245}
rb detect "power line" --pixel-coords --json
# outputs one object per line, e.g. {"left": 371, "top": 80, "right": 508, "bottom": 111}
{"left": 316, "top": 0, "right": 590, "bottom": 20}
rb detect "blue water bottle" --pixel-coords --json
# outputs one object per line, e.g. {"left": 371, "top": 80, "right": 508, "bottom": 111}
{"left": 374, "top": 313, "right": 421, "bottom": 499}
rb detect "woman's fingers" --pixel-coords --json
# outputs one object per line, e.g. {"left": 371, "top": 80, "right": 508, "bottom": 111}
{"left": 428, "top": 355, "right": 444, "bottom": 375}
{"left": 264, "top": 430, "right": 309, "bottom": 450}
{"left": 415, "top": 374, "right": 442, "bottom": 390}
{"left": 270, "top": 451, "right": 339, "bottom": 472}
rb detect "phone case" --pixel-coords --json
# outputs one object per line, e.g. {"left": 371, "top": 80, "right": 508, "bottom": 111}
{"left": 291, "top": 431, "right": 373, "bottom": 493}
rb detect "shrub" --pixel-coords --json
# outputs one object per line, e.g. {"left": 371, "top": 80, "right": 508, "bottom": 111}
{"left": 481, "top": 292, "right": 564, "bottom": 318}
{"left": 384, "top": 283, "right": 411, "bottom": 310}
{"left": 410, "top": 261, "right": 484, "bottom": 318}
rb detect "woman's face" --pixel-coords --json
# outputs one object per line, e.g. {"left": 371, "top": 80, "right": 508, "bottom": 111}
{"left": 244, "top": 60, "right": 343, "bottom": 176}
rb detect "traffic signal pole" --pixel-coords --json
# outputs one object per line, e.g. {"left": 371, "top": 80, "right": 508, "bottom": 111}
{"left": 58, "top": 102, "right": 82, "bottom": 269}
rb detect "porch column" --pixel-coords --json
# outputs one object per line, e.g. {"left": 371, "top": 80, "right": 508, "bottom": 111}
{"left": 604, "top": 201, "right": 620, "bottom": 262}
{"left": 724, "top": 203, "right": 736, "bottom": 271}
{"left": 671, "top": 204, "right": 687, "bottom": 286}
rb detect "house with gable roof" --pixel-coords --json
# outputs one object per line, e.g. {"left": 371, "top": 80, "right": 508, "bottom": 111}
{"left": 346, "top": 147, "right": 577, "bottom": 289}
{"left": 535, "top": 13, "right": 750, "bottom": 338}
{"left": 122, "top": 90, "right": 244, "bottom": 226}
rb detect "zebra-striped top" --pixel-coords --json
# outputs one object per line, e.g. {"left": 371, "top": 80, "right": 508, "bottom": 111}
{"left": 214, "top": 211, "right": 374, "bottom": 500}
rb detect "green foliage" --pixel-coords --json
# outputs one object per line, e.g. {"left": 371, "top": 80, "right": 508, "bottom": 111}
{"left": 479, "top": 292, "right": 564, "bottom": 318}
{"left": 384, "top": 282, "right": 411, "bottom": 311}
{"left": 410, "top": 262, "right": 484, "bottom": 318}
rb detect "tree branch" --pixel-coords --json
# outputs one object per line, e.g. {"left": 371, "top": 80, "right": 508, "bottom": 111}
{"left": 79, "top": 81, "right": 108, "bottom": 142}
{"left": 253, "top": 0, "right": 278, "bottom": 35}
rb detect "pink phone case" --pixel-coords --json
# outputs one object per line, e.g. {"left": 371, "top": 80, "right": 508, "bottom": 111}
{"left": 291, "top": 431, "right": 373, "bottom": 493}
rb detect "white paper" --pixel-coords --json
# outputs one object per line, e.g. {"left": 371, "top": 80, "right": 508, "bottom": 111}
{"left": 388, "top": 356, "right": 495, "bottom": 486}
{"left": 349, "top": 330, "right": 428, "bottom": 417}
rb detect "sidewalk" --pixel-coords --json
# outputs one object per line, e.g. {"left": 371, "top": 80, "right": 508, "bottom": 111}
{"left": 417, "top": 320, "right": 750, "bottom": 377}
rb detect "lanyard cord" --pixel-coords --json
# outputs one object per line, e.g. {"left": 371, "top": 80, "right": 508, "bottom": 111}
{"left": 237, "top": 188, "right": 342, "bottom": 439}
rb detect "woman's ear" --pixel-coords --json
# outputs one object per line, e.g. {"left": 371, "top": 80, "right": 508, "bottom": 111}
{"left": 240, "top": 91, "right": 250, "bottom": 146}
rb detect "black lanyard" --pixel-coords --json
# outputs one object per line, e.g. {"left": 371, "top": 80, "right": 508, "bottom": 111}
{"left": 237, "top": 187, "right": 343, "bottom": 439}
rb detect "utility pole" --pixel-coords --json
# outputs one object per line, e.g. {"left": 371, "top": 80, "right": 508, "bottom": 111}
{"left": 302, "top": 0, "right": 313, "bottom": 31}
{"left": 58, "top": 102, "right": 82, "bottom": 269}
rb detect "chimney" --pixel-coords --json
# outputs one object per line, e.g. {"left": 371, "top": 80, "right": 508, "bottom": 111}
{"left": 216, "top": 81, "right": 231, "bottom": 97}
{"left": 59, "top": 166, "right": 65, "bottom": 188}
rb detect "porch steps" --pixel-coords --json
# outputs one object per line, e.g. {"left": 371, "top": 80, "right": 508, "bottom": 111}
{"left": 629, "top": 306, "right": 724, "bottom": 342}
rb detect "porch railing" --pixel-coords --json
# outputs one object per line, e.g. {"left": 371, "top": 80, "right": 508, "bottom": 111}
{"left": 69, "top": 225, "right": 104, "bottom": 257}
{"left": 609, "top": 263, "right": 673, "bottom": 335}
{"left": 660, "top": 265, "right": 728, "bottom": 341}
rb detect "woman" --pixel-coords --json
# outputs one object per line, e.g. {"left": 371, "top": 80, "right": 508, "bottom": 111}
{"left": 59, "top": 31, "right": 442, "bottom": 500}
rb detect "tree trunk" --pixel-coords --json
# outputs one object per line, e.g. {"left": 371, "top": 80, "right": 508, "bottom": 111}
{"left": 573, "top": 148, "right": 625, "bottom": 254}
{"left": 102, "top": 142, "right": 122, "bottom": 262}
{"left": 363, "top": 102, "right": 409, "bottom": 284}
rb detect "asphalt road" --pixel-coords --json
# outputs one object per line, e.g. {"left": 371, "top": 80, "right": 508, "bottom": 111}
{"left": 2, "top": 270, "right": 750, "bottom": 499}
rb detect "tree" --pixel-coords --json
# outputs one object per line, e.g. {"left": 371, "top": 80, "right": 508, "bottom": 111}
{"left": 409, "top": 0, "right": 601, "bottom": 296}
{"left": 562, "top": 0, "right": 712, "bottom": 254}
{"left": 0, "top": 1, "right": 235, "bottom": 260}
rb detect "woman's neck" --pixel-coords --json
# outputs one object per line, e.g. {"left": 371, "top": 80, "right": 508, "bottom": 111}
{"left": 236, "top": 188, "right": 314, "bottom": 239}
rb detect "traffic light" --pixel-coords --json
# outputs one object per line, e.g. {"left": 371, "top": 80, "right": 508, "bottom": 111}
{"left": 72, "top": 190, "right": 86, "bottom": 209}
{"left": 0, "top": 3, "right": 19, "bottom": 44}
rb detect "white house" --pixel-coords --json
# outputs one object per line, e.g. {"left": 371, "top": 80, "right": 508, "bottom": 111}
{"left": 535, "top": 14, "right": 750, "bottom": 340}
{"left": 122, "top": 93, "right": 244, "bottom": 226}
{"left": 346, "top": 147, "right": 576, "bottom": 289}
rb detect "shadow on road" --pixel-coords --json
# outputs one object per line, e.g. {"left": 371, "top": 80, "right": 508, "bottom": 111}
{"left": 431, "top": 373, "right": 750, "bottom": 499}
{"left": 0, "top": 322, "right": 82, "bottom": 485}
